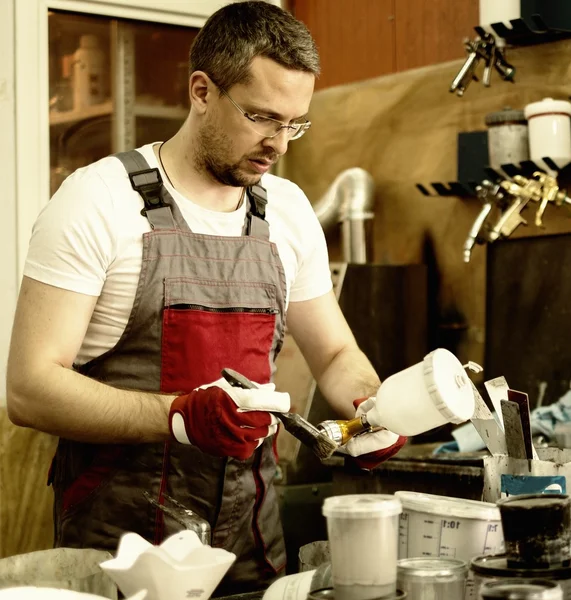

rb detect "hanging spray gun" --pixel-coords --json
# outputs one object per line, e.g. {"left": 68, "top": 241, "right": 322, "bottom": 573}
{"left": 450, "top": 33, "right": 515, "bottom": 97}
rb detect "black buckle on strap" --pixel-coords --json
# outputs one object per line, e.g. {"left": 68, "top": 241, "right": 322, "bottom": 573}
{"left": 248, "top": 184, "right": 267, "bottom": 219}
{"left": 128, "top": 168, "right": 168, "bottom": 214}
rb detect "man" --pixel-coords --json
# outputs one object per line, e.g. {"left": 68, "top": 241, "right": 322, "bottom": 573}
{"left": 6, "top": 1, "right": 405, "bottom": 594}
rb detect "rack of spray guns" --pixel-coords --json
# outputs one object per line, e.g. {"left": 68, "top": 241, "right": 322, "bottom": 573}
{"left": 420, "top": 20, "right": 571, "bottom": 263}
{"left": 462, "top": 170, "right": 571, "bottom": 263}
{"left": 417, "top": 166, "right": 571, "bottom": 263}
{"left": 449, "top": 32, "right": 516, "bottom": 97}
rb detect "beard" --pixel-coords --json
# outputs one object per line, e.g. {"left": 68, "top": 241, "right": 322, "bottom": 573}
{"left": 194, "top": 116, "right": 277, "bottom": 187}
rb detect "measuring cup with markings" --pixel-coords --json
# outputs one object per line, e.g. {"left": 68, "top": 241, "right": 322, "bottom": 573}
{"left": 395, "top": 492, "right": 504, "bottom": 600}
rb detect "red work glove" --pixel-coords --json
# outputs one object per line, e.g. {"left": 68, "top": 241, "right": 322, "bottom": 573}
{"left": 169, "top": 378, "right": 290, "bottom": 461}
{"left": 340, "top": 397, "right": 407, "bottom": 470}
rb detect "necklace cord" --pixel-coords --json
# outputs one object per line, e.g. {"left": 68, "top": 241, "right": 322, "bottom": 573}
{"left": 158, "top": 142, "right": 245, "bottom": 211}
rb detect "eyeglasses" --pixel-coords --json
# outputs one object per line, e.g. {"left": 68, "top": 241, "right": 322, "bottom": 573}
{"left": 216, "top": 85, "right": 311, "bottom": 141}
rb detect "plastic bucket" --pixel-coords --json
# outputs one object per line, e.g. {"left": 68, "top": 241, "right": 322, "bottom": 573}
{"left": 371, "top": 349, "right": 475, "bottom": 436}
{"left": 0, "top": 548, "right": 117, "bottom": 599}
{"left": 322, "top": 494, "right": 402, "bottom": 600}
{"left": 395, "top": 491, "right": 504, "bottom": 600}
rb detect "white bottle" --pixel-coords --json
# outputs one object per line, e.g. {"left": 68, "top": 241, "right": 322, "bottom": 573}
{"left": 479, "top": 0, "right": 521, "bottom": 47}
{"left": 366, "top": 348, "right": 476, "bottom": 437}
{"left": 72, "top": 35, "right": 105, "bottom": 110}
{"left": 524, "top": 98, "right": 571, "bottom": 168}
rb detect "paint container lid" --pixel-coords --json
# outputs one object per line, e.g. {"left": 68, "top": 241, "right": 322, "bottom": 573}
{"left": 470, "top": 554, "right": 571, "bottom": 580}
{"left": 322, "top": 494, "right": 402, "bottom": 519}
{"left": 307, "top": 588, "right": 407, "bottom": 600}
{"left": 479, "top": 579, "right": 563, "bottom": 600}
{"left": 397, "top": 557, "right": 467, "bottom": 580}
{"left": 395, "top": 491, "right": 501, "bottom": 521}
{"left": 423, "top": 348, "right": 475, "bottom": 424}
{"left": 524, "top": 98, "right": 571, "bottom": 119}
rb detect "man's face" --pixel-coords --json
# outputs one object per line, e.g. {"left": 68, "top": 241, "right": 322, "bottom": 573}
{"left": 195, "top": 56, "right": 315, "bottom": 187}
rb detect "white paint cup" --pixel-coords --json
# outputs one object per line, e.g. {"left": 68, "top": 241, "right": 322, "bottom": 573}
{"left": 524, "top": 98, "right": 571, "bottom": 169}
{"left": 367, "top": 348, "right": 475, "bottom": 437}
{"left": 322, "top": 494, "right": 402, "bottom": 600}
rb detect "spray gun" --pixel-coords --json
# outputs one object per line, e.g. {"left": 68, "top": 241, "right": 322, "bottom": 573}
{"left": 316, "top": 349, "right": 477, "bottom": 445}
{"left": 463, "top": 180, "right": 505, "bottom": 263}
{"left": 450, "top": 33, "right": 515, "bottom": 97}
{"left": 463, "top": 172, "right": 571, "bottom": 261}
{"left": 491, "top": 172, "right": 571, "bottom": 240}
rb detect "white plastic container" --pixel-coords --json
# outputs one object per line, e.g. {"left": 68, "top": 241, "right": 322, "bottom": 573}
{"left": 524, "top": 98, "right": 571, "bottom": 167}
{"left": 264, "top": 563, "right": 333, "bottom": 600}
{"left": 322, "top": 494, "right": 402, "bottom": 600}
{"left": 479, "top": 0, "right": 521, "bottom": 47}
{"left": 264, "top": 569, "right": 316, "bottom": 600}
{"left": 396, "top": 492, "right": 504, "bottom": 600}
{"left": 479, "top": 0, "right": 520, "bottom": 26}
{"left": 73, "top": 35, "right": 106, "bottom": 110}
{"left": 366, "top": 348, "right": 475, "bottom": 436}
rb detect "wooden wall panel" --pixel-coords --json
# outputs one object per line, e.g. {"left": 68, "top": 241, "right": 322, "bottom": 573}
{"left": 394, "top": 0, "right": 479, "bottom": 72}
{"left": 0, "top": 410, "right": 57, "bottom": 558}
{"left": 282, "top": 39, "right": 571, "bottom": 375}
{"left": 292, "top": 0, "right": 396, "bottom": 90}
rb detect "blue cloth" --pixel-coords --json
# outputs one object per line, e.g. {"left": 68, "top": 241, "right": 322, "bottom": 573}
{"left": 433, "top": 389, "right": 571, "bottom": 455}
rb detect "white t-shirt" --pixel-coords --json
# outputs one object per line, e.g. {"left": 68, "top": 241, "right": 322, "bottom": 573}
{"left": 24, "top": 143, "right": 332, "bottom": 365}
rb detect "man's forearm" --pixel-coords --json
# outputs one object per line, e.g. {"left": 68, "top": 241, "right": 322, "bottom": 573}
{"left": 7, "top": 364, "right": 174, "bottom": 444}
{"left": 316, "top": 346, "right": 381, "bottom": 419}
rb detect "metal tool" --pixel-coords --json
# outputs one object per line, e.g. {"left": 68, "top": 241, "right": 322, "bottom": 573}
{"left": 220, "top": 368, "right": 338, "bottom": 460}
{"left": 450, "top": 37, "right": 482, "bottom": 96}
{"left": 484, "top": 375, "right": 510, "bottom": 430}
{"left": 500, "top": 400, "right": 528, "bottom": 460}
{"left": 532, "top": 171, "right": 571, "bottom": 226}
{"left": 463, "top": 180, "right": 504, "bottom": 262}
{"left": 143, "top": 491, "right": 211, "bottom": 544}
{"left": 470, "top": 381, "right": 508, "bottom": 456}
{"left": 463, "top": 172, "right": 571, "bottom": 259}
{"left": 450, "top": 33, "right": 515, "bottom": 97}
{"left": 496, "top": 172, "right": 571, "bottom": 234}
{"left": 507, "top": 388, "right": 537, "bottom": 459}
{"left": 489, "top": 175, "right": 540, "bottom": 240}
{"left": 317, "top": 413, "right": 372, "bottom": 445}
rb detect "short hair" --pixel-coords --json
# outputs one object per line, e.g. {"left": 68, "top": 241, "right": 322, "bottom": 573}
{"left": 189, "top": 1, "right": 320, "bottom": 91}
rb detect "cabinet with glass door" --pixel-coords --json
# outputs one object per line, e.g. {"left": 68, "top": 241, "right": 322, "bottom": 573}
{"left": 48, "top": 10, "right": 198, "bottom": 196}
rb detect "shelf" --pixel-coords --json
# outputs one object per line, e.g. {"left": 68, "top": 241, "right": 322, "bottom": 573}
{"left": 475, "top": 13, "right": 571, "bottom": 46}
{"left": 49, "top": 101, "right": 188, "bottom": 126}
{"left": 49, "top": 101, "right": 113, "bottom": 126}
{"left": 134, "top": 104, "right": 188, "bottom": 120}
{"left": 417, "top": 158, "right": 571, "bottom": 198}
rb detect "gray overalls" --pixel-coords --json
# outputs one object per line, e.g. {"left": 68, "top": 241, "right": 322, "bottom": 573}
{"left": 49, "top": 149, "right": 288, "bottom": 594}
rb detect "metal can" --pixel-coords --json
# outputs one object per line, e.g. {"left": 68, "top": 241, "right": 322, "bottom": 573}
{"left": 307, "top": 588, "right": 407, "bottom": 600}
{"left": 397, "top": 557, "right": 467, "bottom": 600}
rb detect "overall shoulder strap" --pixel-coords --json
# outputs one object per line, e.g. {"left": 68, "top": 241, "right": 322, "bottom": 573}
{"left": 115, "top": 150, "right": 178, "bottom": 230}
{"left": 243, "top": 183, "right": 270, "bottom": 240}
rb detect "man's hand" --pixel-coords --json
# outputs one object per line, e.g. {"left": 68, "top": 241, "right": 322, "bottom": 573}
{"left": 169, "top": 378, "right": 290, "bottom": 460}
{"left": 340, "top": 397, "right": 407, "bottom": 470}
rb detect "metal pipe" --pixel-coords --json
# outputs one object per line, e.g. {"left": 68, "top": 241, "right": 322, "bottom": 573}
{"left": 312, "top": 168, "right": 375, "bottom": 263}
